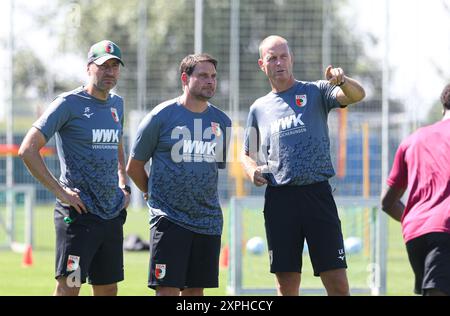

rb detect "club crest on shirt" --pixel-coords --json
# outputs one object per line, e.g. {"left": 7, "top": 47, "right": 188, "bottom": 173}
{"left": 211, "top": 122, "right": 222, "bottom": 137}
{"left": 111, "top": 107, "right": 119, "bottom": 123}
{"left": 295, "top": 94, "right": 307, "bottom": 107}
{"left": 155, "top": 264, "right": 166, "bottom": 279}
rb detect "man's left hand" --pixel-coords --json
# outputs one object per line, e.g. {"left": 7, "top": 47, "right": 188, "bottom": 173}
{"left": 325, "top": 65, "right": 346, "bottom": 86}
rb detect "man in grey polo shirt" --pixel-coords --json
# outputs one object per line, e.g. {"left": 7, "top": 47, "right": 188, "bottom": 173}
{"left": 242, "top": 35, "right": 365, "bottom": 296}
{"left": 127, "top": 53, "right": 231, "bottom": 296}
{"left": 19, "top": 40, "right": 130, "bottom": 296}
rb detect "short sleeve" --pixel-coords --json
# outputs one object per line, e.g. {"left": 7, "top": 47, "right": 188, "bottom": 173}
{"left": 32, "top": 97, "right": 71, "bottom": 141}
{"left": 218, "top": 116, "right": 232, "bottom": 169}
{"left": 387, "top": 142, "right": 408, "bottom": 189}
{"left": 120, "top": 101, "right": 125, "bottom": 136}
{"left": 318, "top": 80, "right": 342, "bottom": 111}
{"left": 130, "top": 112, "right": 161, "bottom": 162}
{"left": 244, "top": 107, "right": 259, "bottom": 156}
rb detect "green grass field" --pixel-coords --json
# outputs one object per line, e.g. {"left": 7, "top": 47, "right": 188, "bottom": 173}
{"left": 0, "top": 204, "right": 414, "bottom": 296}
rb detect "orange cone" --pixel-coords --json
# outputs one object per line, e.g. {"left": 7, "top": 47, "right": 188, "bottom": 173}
{"left": 219, "top": 245, "right": 229, "bottom": 268}
{"left": 22, "top": 245, "right": 33, "bottom": 267}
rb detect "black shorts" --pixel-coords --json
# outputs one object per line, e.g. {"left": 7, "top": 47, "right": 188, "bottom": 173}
{"left": 406, "top": 232, "right": 450, "bottom": 295}
{"left": 148, "top": 217, "right": 221, "bottom": 290}
{"left": 263, "top": 181, "right": 347, "bottom": 276}
{"left": 54, "top": 202, "right": 127, "bottom": 285}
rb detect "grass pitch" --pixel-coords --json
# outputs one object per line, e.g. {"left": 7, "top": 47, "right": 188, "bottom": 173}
{"left": 0, "top": 204, "right": 414, "bottom": 296}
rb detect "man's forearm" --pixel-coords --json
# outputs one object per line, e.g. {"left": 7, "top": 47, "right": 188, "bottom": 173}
{"left": 20, "top": 150, "right": 66, "bottom": 199}
{"left": 339, "top": 76, "right": 366, "bottom": 105}
{"left": 117, "top": 141, "right": 128, "bottom": 186}
{"left": 126, "top": 162, "right": 149, "bottom": 193}
{"left": 384, "top": 200, "right": 405, "bottom": 222}
{"left": 241, "top": 154, "right": 257, "bottom": 180}
{"left": 129, "top": 172, "right": 148, "bottom": 193}
{"left": 381, "top": 185, "right": 406, "bottom": 222}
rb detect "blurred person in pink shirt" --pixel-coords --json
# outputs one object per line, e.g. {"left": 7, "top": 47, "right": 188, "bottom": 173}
{"left": 381, "top": 83, "right": 450, "bottom": 296}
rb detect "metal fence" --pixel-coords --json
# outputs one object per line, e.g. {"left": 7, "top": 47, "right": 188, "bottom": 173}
{"left": 2, "top": 0, "right": 446, "bottom": 203}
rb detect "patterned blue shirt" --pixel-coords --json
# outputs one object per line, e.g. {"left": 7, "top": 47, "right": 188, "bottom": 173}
{"left": 130, "top": 99, "right": 232, "bottom": 236}
{"left": 244, "top": 80, "right": 344, "bottom": 186}
{"left": 33, "top": 87, "right": 126, "bottom": 219}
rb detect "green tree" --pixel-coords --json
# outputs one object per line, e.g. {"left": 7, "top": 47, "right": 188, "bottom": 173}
{"left": 13, "top": 49, "right": 49, "bottom": 102}
{"left": 37, "top": 0, "right": 382, "bottom": 112}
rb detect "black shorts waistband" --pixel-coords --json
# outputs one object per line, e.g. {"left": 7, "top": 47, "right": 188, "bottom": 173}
{"left": 266, "top": 181, "right": 330, "bottom": 192}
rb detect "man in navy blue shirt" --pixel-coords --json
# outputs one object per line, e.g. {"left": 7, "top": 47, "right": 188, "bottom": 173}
{"left": 242, "top": 35, "right": 365, "bottom": 296}
{"left": 127, "top": 54, "right": 231, "bottom": 296}
{"left": 19, "top": 40, "right": 130, "bottom": 296}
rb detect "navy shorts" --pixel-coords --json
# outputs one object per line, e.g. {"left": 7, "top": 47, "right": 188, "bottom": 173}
{"left": 54, "top": 202, "right": 127, "bottom": 285}
{"left": 406, "top": 232, "right": 450, "bottom": 295}
{"left": 148, "top": 217, "right": 221, "bottom": 290}
{"left": 263, "top": 181, "right": 347, "bottom": 276}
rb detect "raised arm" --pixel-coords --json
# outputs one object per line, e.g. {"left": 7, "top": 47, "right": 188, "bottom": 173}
{"left": 324, "top": 65, "right": 366, "bottom": 106}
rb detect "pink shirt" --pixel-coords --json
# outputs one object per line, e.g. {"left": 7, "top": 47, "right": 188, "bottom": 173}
{"left": 387, "top": 119, "right": 450, "bottom": 242}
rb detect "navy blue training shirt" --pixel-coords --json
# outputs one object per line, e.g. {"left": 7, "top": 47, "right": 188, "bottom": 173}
{"left": 244, "top": 80, "right": 344, "bottom": 186}
{"left": 33, "top": 86, "right": 126, "bottom": 219}
{"left": 131, "top": 98, "right": 232, "bottom": 236}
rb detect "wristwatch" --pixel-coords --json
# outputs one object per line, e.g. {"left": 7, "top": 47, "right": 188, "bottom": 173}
{"left": 120, "top": 184, "right": 131, "bottom": 195}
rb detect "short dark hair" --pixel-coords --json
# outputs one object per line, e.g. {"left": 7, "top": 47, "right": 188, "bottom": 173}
{"left": 179, "top": 53, "right": 217, "bottom": 76}
{"left": 441, "top": 84, "right": 450, "bottom": 110}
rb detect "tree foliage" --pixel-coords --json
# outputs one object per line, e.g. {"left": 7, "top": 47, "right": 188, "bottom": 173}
{"left": 30, "top": 0, "right": 382, "bottom": 112}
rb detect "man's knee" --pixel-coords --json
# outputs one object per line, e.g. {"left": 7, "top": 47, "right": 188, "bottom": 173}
{"left": 181, "top": 288, "right": 204, "bottom": 296}
{"left": 54, "top": 277, "right": 81, "bottom": 296}
{"left": 275, "top": 272, "right": 300, "bottom": 296}
{"left": 92, "top": 283, "right": 118, "bottom": 296}
{"left": 424, "top": 288, "right": 448, "bottom": 296}
{"left": 156, "top": 286, "right": 181, "bottom": 296}
{"left": 320, "top": 269, "right": 350, "bottom": 296}
{"left": 326, "top": 280, "right": 349, "bottom": 296}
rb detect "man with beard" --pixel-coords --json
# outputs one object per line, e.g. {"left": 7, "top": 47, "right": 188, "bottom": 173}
{"left": 127, "top": 54, "right": 231, "bottom": 296}
{"left": 19, "top": 40, "right": 130, "bottom": 296}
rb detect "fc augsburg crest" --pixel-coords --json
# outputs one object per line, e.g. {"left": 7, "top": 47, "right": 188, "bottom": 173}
{"left": 211, "top": 122, "right": 222, "bottom": 137}
{"left": 155, "top": 264, "right": 166, "bottom": 279}
{"left": 111, "top": 107, "right": 119, "bottom": 123}
{"left": 105, "top": 42, "right": 114, "bottom": 53}
{"left": 295, "top": 94, "right": 307, "bottom": 107}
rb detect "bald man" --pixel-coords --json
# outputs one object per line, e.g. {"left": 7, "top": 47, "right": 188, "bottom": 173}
{"left": 242, "top": 35, "right": 365, "bottom": 296}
